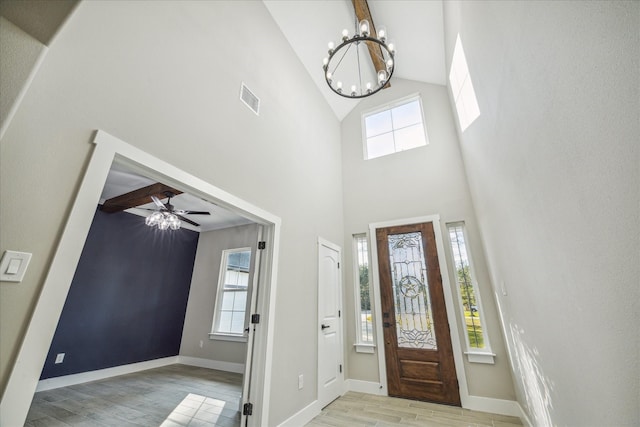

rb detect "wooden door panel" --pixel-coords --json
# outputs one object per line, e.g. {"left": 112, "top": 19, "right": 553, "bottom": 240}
{"left": 399, "top": 360, "right": 441, "bottom": 382}
{"left": 377, "top": 222, "right": 460, "bottom": 406}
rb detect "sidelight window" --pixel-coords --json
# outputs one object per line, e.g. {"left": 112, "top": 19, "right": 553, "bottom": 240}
{"left": 211, "top": 248, "right": 251, "bottom": 341}
{"left": 447, "top": 222, "right": 494, "bottom": 363}
{"left": 353, "top": 234, "right": 375, "bottom": 353}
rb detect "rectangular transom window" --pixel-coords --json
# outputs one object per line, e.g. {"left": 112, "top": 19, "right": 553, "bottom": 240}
{"left": 211, "top": 248, "right": 252, "bottom": 339}
{"left": 362, "top": 95, "right": 428, "bottom": 160}
{"left": 447, "top": 222, "right": 494, "bottom": 364}
{"left": 353, "top": 234, "right": 374, "bottom": 352}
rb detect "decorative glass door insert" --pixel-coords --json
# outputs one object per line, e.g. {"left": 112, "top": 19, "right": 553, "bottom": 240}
{"left": 388, "top": 232, "right": 437, "bottom": 350}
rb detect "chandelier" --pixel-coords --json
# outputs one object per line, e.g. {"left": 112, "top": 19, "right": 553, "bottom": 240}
{"left": 323, "top": 19, "right": 395, "bottom": 99}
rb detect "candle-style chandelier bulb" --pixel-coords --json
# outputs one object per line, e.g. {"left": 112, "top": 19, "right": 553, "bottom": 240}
{"left": 350, "top": 85, "right": 357, "bottom": 96}
{"left": 328, "top": 41, "right": 335, "bottom": 54}
{"left": 377, "top": 26, "right": 387, "bottom": 42}
{"left": 341, "top": 29, "right": 349, "bottom": 41}
{"left": 378, "top": 69, "right": 388, "bottom": 84}
{"left": 359, "top": 20, "right": 370, "bottom": 37}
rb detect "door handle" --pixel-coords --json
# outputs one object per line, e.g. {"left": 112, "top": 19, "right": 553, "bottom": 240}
{"left": 321, "top": 324, "right": 330, "bottom": 330}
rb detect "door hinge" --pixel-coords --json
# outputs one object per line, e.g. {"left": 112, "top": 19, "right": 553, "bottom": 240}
{"left": 258, "top": 241, "right": 266, "bottom": 250}
{"left": 243, "top": 402, "right": 253, "bottom": 416}
{"left": 339, "top": 364, "right": 342, "bottom": 373}
{"left": 337, "top": 262, "right": 340, "bottom": 268}
{"left": 338, "top": 310, "right": 341, "bottom": 318}
{"left": 251, "top": 314, "right": 260, "bottom": 324}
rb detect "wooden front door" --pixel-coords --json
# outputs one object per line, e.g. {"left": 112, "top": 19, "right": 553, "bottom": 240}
{"left": 376, "top": 222, "right": 460, "bottom": 406}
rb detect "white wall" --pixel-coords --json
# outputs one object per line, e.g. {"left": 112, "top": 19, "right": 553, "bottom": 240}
{"left": 0, "top": 2, "right": 344, "bottom": 425}
{"left": 0, "top": 16, "right": 46, "bottom": 139}
{"left": 442, "top": 1, "right": 639, "bottom": 425}
{"left": 341, "top": 77, "right": 515, "bottom": 401}
{"left": 181, "top": 224, "right": 259, "bottom": 365}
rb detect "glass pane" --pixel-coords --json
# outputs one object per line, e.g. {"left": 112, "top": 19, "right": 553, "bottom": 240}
{"left": 448, "top": 224, "right": 484, "bottom": 348}
{"left": 233, "top": 290, "right": 247, "bottom": 311}
{"left": 394, "top": 124, "right": 427, "bottom": 152}
{"left": 230, "top": 311, "right": 246, "bottom": 334}
{"left": 388, "top": 232, "right": 437, "bottom": 349}
{"left": 365, "top": 110, "right": 393, "bottom": 138}
{"left": 354, "top": 234, "right": 373, "bottom": 343}
{"left": 218, "top": 311, "right": 232, "bottom": 333}
{"left": 391, "top": 100, "right": 422, "bottom": 129}
{"left": 221, "top": 291, "right": 234, "bottom": 310}
{"left": 366, "top": 133, "right": 395, "bottom": 159}
{"left": 228, "top": 251, "right": 251, "bottom": 271}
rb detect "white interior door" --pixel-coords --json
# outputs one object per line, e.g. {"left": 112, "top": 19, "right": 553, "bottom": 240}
{"left": 317, "top": 238, "right": 344, "bottom": 408}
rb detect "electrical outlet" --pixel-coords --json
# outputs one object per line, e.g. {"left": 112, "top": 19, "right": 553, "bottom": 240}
{"left": 298, "top": 374, "right": 303, "bottom": 390}
{"left": 55, "top": 353, "right": 65, "bottom": 364}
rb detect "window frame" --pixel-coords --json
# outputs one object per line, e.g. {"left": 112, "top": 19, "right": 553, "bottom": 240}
{"left": 361, "top": 93, "right": 429, "bottom": 160}
{"left": 352, "top": 233, "right": 375, "bottom": 353}
{"left": 209, "top": 247, "right": 252, "bottom": 342}
{"left": 446, "top": 222, "right": 495, "bottom": 364}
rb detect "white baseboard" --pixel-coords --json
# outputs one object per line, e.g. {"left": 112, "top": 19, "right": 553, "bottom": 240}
{"left": 36, "top": 356, "right": 245, "bottom": 392}
{"left": 177, "top": 356, "right": 245, "bottom": 374}
{"left": 462, "top": 394, "right": 522, "bottom": 418}
{"left": 36, "top": 356, "right": 178, "bottom": 391}
{"left": 276, "top": 399, "right": 320, "bottom": 427}
{"left": 345, "top": 379, "right": 385, "bottom": 395}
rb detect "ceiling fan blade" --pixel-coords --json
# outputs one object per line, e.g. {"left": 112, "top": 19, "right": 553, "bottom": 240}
{"left": 182, "top": 211, "right": 211, "bottom": 215}
{"left": 151, "top": 195, "right": 165, "bottom": 209}
{"left": 177, "top": 214, "right": 200, "bottom": 227}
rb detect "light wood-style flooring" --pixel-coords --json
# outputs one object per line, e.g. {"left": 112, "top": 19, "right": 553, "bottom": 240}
{"left": 306, "top": 392, "right": 523, "bottom": 427}
{"left": 25, "top": 364, "right": 242, "bottom": 427}
{"left": 26, "top": 365, "right": 523, "bottom": 427}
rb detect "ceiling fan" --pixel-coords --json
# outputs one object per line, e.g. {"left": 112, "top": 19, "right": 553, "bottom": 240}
{"left": 101, "top": 184, "right": 211, "bottom": 229}
{"left": 143, "top": 191, "right": 211, "bottom": 228}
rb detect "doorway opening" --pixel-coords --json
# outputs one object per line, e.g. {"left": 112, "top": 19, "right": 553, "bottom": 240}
{"left": 1, "top": 131, "right": 281, "bottom": 427}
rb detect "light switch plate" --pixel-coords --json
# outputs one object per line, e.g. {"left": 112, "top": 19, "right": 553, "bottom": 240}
{"left": 0, "top": 250, "right": 32, "bottom": 282}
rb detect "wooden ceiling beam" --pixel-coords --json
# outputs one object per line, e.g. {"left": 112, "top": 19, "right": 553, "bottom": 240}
{"left": 352, "top": 0, "right": 391, "bottom": 89}
{"left": 100, "top": 183, "right": 182, "bottom": 213}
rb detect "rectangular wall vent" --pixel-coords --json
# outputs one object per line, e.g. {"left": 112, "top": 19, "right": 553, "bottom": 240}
{"left": 240, "top": 82, "right": 260, "bottom": 115}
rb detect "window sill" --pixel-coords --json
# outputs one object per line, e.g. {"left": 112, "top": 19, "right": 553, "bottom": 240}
{"left": 354, "top": 343, "right": 376, "bottom": 354}
{"left": 209, "top": 333, "right": 248, "bottom": 343}
{"left": 464, "top": 351, "right": 495, "bottom": 364}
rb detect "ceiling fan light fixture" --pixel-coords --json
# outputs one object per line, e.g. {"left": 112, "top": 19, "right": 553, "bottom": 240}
{"left": 145, "top": 211, "right": 163, "bottom": 226}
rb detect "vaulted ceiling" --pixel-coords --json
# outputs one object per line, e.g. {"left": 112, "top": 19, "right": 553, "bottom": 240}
{"left": 263, "top": 0, "right": 446, "bottom": 120}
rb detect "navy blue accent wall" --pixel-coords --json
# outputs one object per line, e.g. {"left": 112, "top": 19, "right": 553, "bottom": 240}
{"left": 40, "top": 208, "right": 199, "bottom": 379}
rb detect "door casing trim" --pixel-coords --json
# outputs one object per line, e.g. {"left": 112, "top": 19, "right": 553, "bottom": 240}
{"left": 0, "top": 130, "right": 282, "bottom": 427}
{"left": 368, "top": 214, "right": 470, "bottom": 406}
